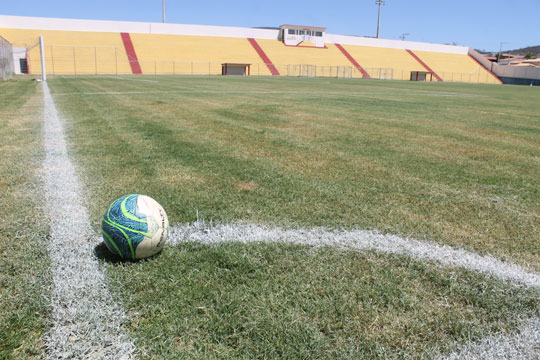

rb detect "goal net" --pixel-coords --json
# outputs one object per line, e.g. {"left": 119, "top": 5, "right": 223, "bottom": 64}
{"left": 0, "top": 36, "right": 15, "bottom": 80}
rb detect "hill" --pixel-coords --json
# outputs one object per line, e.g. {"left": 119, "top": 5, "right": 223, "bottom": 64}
{"left": 507, "top": 45, "right": 540, "bottom": 56}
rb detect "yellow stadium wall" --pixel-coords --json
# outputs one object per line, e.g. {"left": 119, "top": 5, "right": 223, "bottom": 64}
{"left": 256, "top": 40, "right": 364, "bottom": 78}
{"left": 0, "top": 28, "right": 132, "bottom": 75}
{"left": 412, "top": 51, "right": 501, "bottom": 84}
{"left": 340, "top": 45, "right": 424, "bottom": 80}
{"left": 0, "top": 25, "right": 501, "bottom": 83}
{"left": 128, "top": 34, "right": 272, "bottom": 76}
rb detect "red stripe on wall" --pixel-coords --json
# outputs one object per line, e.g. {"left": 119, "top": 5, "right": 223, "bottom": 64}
{"left": 406, "top": 49, "right": 443, "bottom": 82}
{"left": 120, "top": 33, "right": 142, "bottom": 75}
{"left": 334, "top": 43, "right": 370, "bottom": 78}
{"left": 467, "top": 54, "right": 503, "bottom": 84}
{"left": 247, "top": 38, "right": 280, "bottom": 76}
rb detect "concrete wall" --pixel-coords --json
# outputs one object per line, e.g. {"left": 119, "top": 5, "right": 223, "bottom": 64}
{"left": 469, "top": 48, "right": 540, "bottom": 84}
{"left": 326, "top": 33, "right": 469, "bottom": 54}
{"left": 0, "top": 15, "right": 280, "bottom": 40}
{"left": 0, "top": 14, "right": 469, "bottom": 55}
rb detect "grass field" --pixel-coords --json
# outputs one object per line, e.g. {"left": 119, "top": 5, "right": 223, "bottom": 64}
{"left": 1, "top": 75, "right": 539, "bottom": 358}
{"left": 0, "top": 81, "right": 50, "bottom": 358}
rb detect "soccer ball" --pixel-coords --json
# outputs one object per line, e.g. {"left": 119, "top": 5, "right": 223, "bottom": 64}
{"left": 102, "top": 194, "right": 169, "bottom": 260}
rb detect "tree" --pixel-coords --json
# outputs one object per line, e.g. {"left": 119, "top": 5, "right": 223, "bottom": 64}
{"left": 524, "top": 52, "right": 536, "bottom": 59}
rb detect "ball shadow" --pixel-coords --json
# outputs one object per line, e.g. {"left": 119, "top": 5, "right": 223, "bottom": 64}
{"left": 94, "top": 242, "right": 128, "bottom": 264}
{"left": 94, "top": 241, "right": 164, "bottom": 264}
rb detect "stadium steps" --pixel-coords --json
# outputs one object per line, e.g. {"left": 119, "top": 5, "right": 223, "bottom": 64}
{"left": 255, "top": 40, "right": 364, "bottom": 77}
{"left": 120, "top": 33, "right": 142, "bottom": 74}
{"left": 411, "top": 50, "right": 501, "bottom": 84}
{"left": 339, "top": 44, "right": 423, "bottom": 80}
{"left": 247, "top": 38, "right": 280, "bottom": 76}
{"left": 467, "top": 54, "right": 503, "bottom": 84}
{"left": 127, "top": 33, "right": 272, "bottom": 75}
{"left": 406, "top": 49, "right": 443, "bottom": 82}
{"left": 334, "top": 43, "right": 371, "bottom": 78}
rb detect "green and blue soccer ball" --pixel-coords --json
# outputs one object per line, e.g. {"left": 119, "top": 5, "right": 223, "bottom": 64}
{"left": 102, "top": 194, "right": 169, "bottom": 260}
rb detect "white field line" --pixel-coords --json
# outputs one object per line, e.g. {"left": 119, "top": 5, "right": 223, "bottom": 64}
{"left": 42, "top": 82, "right": 136, "bottom": 359}
{"left": 170, "top": 222, "right": 540, "bottom": 358}
{"left": 442, "top": 316, "right": 540, "bottom": 360}
{"left": 169, "top": 221, "right": 540, "bottom": 289}
{"left": 51, "top": 90, "right": 384, "bottom": 96}
{"left": 105, "top": 76, "right": 159, "bottom": 83}
{"left": 50, "top": 89, "right": 484, "bottom": 98}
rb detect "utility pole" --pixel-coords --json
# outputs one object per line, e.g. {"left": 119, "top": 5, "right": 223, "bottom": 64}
{"left": 376, "top": 0, "right": 385, "bottom": 38}
{"left": 497, "top": 42, "right": 508, "bottom": 63}
{"left": 162, "top": 0, "right": 166, "bottom": 23}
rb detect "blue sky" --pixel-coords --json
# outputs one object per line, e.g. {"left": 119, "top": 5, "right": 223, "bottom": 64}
{"left": 2, "top": 0, "right": 539, "bottom": 51}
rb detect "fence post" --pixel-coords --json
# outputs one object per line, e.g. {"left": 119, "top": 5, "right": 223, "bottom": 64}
{"left": 50, "top": 46, "right": 55, "bottom": 75}
{"left": 73, "top": 47, "right": 76, "bottom": 75}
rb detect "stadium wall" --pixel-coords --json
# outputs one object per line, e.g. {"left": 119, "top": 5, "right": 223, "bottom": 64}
{"left": 469, "top": 48, "right": 539, "bottom": 85}
{"left": 0, "top": 15, "right": 467, "bottom": 54}
{"left": 0, "top": 15, "right": 500, "bottom": 84}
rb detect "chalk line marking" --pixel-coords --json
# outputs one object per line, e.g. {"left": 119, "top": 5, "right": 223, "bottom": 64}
{"left": 442, "top": 316, "right": 540, "bottom": 360}
{"left": 42, "top": 82, "right": 136, "bottom": 359}
{"left": 170, "top": 222, "right": 540, "bottom": 358}
{"left": 50, "top": 89, "right": 483, "bottom": 99}
{"left": 169, "top": 221, "right": 540, "bottom": 289}
{"left": 105, "top": 76, "right": 159, "bottom": 83}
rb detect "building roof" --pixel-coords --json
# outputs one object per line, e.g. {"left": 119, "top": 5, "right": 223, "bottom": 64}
{"left": 280, "top": 24, "right": 326, "bottom": 30}
{"left": 501, "top": 57, "right": 540, "bottom": 67}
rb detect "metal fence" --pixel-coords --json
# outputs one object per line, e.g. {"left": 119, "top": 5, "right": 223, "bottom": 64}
{"left": 23, "top": 44, "right": 506, "bottom": 84}
{"left": 0, "top": 36, "right": 15, "bottom": 80}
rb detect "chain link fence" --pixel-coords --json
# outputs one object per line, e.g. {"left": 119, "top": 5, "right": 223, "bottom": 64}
{"left": 21, "top": 44, "right": 504, "bottom": 84}
{"left": 0, "top": 36, "right": 15, "bottom": 80}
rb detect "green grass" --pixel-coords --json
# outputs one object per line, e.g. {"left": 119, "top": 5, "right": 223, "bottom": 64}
{"left": 0, "top": 80, "right": 51, "bottom": 359}
{"left": 45, "top": 76, "right": 540, "bottom": 358}
{"left": 107, "top": 243, "right": 539, "bottom": 359}
{"left": 49, "top": 76, "right": 540, "bottom": 268}
{"left": 2, "top": 75, "right": 538, "bottom": 358}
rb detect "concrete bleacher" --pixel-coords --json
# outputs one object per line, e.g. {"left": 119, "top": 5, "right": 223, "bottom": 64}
{"left": 255, "top": 40, "right": 364, "bottom": 77}
{"left": 412, "top": 50, "right": 501, "bottom": 84}
{"left": 0, "top": 28, "right": 132, "bottom": 75}
{"left": 128, "top": 33, "right": 272, "bottom": 75}
{"left": 0, "top": 15, "right": 502, "bottom": 84}
{"left": 340, "top": 45, "right": 423, "bottom": 80}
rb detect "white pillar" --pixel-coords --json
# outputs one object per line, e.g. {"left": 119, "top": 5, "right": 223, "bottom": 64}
{"left": 39, "top": 35, "right": 46, "bottom": 81}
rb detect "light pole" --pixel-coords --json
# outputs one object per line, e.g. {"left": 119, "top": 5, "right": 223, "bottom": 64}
{"left": 399, "top": 33, "right": 409, "bottom": 41}
{"left": 497, "top": 42, "right": 508, "bottom": 63}
{"left": 376, "top": 0, "right": 385, "bottom": 38}
{"left": 162, "top": 0, "right": 166, "bottom": 23}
